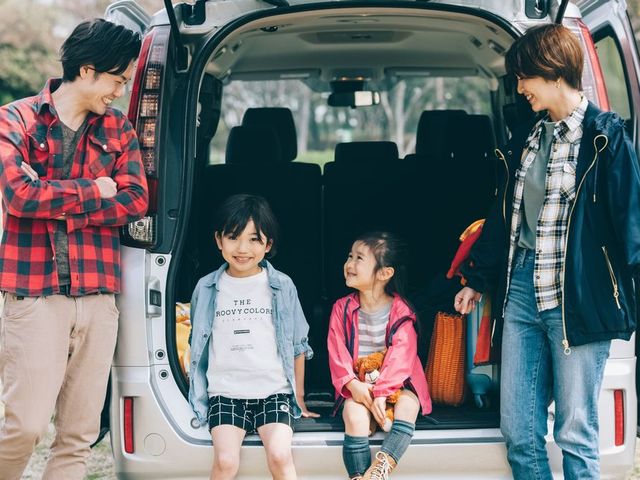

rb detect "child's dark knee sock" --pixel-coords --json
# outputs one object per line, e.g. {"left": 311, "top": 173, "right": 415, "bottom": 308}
{"left": 380, "top": 419, "right": 415, "bottom": 464}
{"left": 343, "top": 434, "right": 371, "bottom": 478}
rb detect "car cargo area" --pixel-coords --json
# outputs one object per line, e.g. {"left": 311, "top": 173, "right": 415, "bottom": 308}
{"left": 172, "top": 5, "right": 521, "bottom": 433}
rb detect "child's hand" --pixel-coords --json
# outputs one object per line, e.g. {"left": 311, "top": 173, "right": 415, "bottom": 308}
{"left": 372, "top": 396, "right": 387, "bottom": 427}
{"left": 296, "top": 395, "right": 321, "bottom": 418}
{"left": 346, "top": 379, "right": 374, "bottom": 408}
{"left": 301, "top": 407, "right": 321, "bottom": 418}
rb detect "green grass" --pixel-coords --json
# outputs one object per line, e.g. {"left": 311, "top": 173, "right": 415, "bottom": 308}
{"left": 296, "top": 150, "right": 334, "bottom": 172}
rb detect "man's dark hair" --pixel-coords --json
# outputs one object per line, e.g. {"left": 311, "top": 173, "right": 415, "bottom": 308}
{"left": 60, "top": 19, "right": 141, "bottom": 82}
{"left": 214, "top": 194, "right": 279, "bottom": 257}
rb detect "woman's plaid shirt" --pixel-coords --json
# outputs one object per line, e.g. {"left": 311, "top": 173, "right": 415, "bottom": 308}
{"left": 0, "top": 79, "right": 148, "bottom": 296}
{"left": 505, "top": 96, "right": 588, "bottom": 312}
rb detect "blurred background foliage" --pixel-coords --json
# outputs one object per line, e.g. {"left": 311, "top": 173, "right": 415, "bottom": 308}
{"left": 0, "top": 0, "right": 168, "bottom": 104}
{"left": 0, "top": 0, "right": 638, "bottom": 161}
{"left": 2, "top": 0, "right": 639, "bottom": 105}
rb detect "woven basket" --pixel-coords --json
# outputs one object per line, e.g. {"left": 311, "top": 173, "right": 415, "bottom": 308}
{"left": 425, "top": 311, "right": 466, "bottom": 406}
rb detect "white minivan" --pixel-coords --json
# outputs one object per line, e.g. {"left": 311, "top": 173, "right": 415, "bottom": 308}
{"left": 103, "top": 0, "right": 639, "bottom": 477}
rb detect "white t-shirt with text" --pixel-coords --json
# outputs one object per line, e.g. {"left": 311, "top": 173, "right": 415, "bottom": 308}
{"left": 206, "top": 269, "right": 292, "bottom": 399}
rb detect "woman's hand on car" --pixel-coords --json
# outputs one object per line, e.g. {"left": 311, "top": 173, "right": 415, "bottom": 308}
{"left": 347, "top": 379, "right": 374, "bottom": 408}
{"left": 454, "top": 286, "right": 482, "bottom": 314}
{"left": 371, "top": 396, "right": 387, "bottom": 427}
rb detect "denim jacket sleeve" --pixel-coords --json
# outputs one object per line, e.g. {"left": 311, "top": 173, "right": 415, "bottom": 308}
{"left": 289, "top": 283, "right": 314, "bottom": 359}
{"left": 187, "top": 284, "right": 199, "bottom": 348}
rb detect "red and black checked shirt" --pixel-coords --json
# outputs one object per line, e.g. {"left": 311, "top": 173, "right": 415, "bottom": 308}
{"left": 0, "top": 79, "right": 149, "bottom": 296}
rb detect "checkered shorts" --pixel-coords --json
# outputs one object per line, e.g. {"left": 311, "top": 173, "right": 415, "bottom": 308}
{"left": 207, "top": 393, "right": 295, "bottom": 433}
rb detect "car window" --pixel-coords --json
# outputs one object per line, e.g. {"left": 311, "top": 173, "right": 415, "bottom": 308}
{"left": 595, "top": 33, "right": 631, "bottom": 119}
{"left": 211, "top": 77, "right": 492, "bottom": 168}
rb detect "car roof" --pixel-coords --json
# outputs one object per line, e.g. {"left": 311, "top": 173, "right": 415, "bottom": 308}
{"left": 144, "top": 0, "right": 580, "bottom": 34}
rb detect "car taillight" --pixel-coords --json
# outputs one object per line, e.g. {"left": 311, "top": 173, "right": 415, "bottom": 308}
{"left": 565, "top": 18, "right": 610, "bottom": 111}
{"left": 124, "top": 27, "right": 170, "bottom": 247}
{"left": 123, "top": 396, "right": 135, "bottom": 454}
{"left": 614, "top": 389, "right": 624, "bottom": 446}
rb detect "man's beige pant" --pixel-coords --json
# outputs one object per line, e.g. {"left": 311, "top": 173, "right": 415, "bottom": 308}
{"left": 0, "top": 293, "right": 119, "bottom": 480}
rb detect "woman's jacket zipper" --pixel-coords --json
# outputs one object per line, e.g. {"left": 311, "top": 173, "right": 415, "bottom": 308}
{"left": 602, "top": 246, "right": 622, "bottom": 309}
{"left": 493, "top": 148, "right": 509, "bottom": 345}
{"left": 494, "top": 148, "right": 509, "bottom": 224}
{"left": 560, "top": 134, "right": 609, "bottom": 355}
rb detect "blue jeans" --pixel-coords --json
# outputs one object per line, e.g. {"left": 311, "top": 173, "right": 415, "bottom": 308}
{"left": 500, "top": 248, "right": 611, "bottom": 480}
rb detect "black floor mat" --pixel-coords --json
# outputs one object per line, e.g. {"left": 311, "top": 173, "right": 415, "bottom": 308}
{"left": 294, "top": 391, "right": 499, "bottom": 432}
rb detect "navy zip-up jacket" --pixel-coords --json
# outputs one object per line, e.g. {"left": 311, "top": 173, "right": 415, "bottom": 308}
{"left": 462, "top": 102, "right": 640, "bottom": 349}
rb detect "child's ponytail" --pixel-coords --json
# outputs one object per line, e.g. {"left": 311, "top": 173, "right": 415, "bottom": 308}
{"left": 353, "top": 231, "right": 408, "bottom": 299}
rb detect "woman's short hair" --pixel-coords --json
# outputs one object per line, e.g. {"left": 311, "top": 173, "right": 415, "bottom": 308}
{"left": 505, "top": 24, "right": 584, "bottom": 90}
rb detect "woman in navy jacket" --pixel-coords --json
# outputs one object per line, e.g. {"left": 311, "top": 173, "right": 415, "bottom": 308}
{"left": 455, "top": 24, "right": 640, "bottom": 479}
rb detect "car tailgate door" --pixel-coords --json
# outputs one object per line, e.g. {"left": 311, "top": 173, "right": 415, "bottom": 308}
{"left": 104, "top": 0, "right": 151, "bottom": 36}
{"left": 577, "top": 0, "right": 640, "bottom": 437}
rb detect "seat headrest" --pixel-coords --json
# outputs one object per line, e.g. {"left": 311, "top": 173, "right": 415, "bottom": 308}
{"left": 225, "top": 125, "right": 282, "bottom": 165}
{"left": 446, "top": 115, "right": 496, "bottom": 156}
{"left": 334, "top": 141, "right": 399, "bottom": 164}
{"left": 415, "top": 109, "right": 467, "bottom": 157}
{"left": 242, "top": 108, "right": 297, "bottom": 162}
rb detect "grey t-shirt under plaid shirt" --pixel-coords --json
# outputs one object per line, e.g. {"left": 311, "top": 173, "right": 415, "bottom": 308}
{"left": 505, "top": 96, "right": 587, "bottom": 312}
{"left": 518, "top": 120, "right": 556, "bottom": 250}
{"left": 357, "top": 303, "right": 391, "bottom": 358}
{"left": 54, "top": 119, "right": 88, "bottom": 286}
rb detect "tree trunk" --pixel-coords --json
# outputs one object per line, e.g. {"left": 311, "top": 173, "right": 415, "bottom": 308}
{"left": 393, "top": 82, "right": 407, "bottom": 156}
{"left": 298, "top": 87, "right": 311, "bottom": 155}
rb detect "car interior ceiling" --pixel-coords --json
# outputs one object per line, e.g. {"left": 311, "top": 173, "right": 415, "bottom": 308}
{"left": 175, "top": 8, "right": 523, "bottom": 429}
{"left": 207, "top": 11, "right": 512, "bottom": 86}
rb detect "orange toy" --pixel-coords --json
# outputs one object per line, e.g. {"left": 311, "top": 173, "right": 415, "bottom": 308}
{"left": 354, "top": 349, "right": 402, "bottom": 433}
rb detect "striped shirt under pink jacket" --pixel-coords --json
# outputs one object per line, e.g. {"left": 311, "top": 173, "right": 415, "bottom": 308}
{"left": 327, "top": 292, "right": 432, "bottom": 415}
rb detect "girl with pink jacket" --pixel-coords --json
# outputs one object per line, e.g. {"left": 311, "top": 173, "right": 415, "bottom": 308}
{"left": 327, "top": 232, "right": 431, "bottom": 480}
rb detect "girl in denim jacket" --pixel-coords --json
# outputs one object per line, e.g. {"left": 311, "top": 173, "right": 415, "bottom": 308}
{"left": 328, "top": 232, "right": 431, "bottom": 480}
{"left": 188, "top": 194, "right": 317, "bottom": 480}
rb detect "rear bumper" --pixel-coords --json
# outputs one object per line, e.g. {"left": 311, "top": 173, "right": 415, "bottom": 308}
{"left": 109, "top": 356, "right": 636, "bottom": 479}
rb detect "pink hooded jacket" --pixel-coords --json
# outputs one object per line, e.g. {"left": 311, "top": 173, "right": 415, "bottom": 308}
{"left": 327, "top": 293, "right": 432, "bottom": 415}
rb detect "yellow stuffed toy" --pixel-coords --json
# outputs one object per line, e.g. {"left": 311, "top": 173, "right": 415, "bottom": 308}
{"left": 353, "top": 349, "right": 402, "bottom": 433}
{"left": 176, "top": 302, "right": 191, "bottom": 376}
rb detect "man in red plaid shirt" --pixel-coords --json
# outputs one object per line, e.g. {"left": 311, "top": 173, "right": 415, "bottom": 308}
{"left": 0, "top": 19, "right": 147, "bottom": 480}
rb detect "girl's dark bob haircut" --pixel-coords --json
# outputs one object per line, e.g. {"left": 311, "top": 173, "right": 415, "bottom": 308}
{"left": 505, "top": 24, "right": 584, "bottom": 90}
{"left": 214, "top": 194, "right": 279, "bottom": 257}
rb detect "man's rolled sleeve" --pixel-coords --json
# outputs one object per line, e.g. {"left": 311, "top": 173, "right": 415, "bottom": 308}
{"left": 73, "top": 178, "right": 102, "bottom": 215}
{"left": 71, "top": 119, "right": 148, "bottom": 227}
